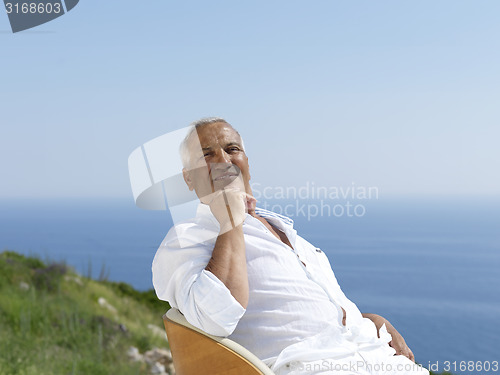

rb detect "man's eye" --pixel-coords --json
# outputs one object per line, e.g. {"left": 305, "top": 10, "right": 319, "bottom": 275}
{"left": 228, "top": 147, "right": 240, "bottom": 152}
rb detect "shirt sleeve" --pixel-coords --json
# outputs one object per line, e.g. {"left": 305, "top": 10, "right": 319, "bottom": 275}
{"left": 152, "top": 231, "right": 246, "bottom": 337}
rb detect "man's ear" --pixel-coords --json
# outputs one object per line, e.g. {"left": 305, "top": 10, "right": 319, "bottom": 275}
{"left": 246, "top": 155, "right": 251, "bottom": 181}
{"left": 182, "top": 168, "right": 194, "bottom": 191}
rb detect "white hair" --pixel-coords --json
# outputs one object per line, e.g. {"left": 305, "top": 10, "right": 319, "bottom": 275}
{"left": 179, "top": 117, "right": 245, "bottom": 168}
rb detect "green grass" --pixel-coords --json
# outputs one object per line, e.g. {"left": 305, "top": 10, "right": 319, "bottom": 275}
{"left": 0, "top": 251, "right": 171, "bottom": 375}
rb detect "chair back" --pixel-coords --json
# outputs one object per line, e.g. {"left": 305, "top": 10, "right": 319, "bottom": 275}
{"left": 163, "top": 308, "right": 275, "bottom": 375}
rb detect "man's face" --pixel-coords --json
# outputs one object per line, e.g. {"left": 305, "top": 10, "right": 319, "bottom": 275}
{"left": 183, "top": 122, "right": 251, "bottom": 202}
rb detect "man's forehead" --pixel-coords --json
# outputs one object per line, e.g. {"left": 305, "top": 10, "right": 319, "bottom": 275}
{"left": 191, "top": 122, "right": 241, "bottom": 147}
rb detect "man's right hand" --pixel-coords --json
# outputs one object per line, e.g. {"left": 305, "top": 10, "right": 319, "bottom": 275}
{"left": 207, "top": 188, "right": 256, "bottom": 233}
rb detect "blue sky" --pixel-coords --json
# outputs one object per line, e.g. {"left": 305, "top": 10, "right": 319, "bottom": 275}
{"left": 1, "top": 0, "right": 499, "bottom": 199}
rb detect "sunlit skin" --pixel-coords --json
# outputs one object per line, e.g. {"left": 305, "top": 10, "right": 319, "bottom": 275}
{"left": 182, "top": 122, "right": 252, "bottom": 201}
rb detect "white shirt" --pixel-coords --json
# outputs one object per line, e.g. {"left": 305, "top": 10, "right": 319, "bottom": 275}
{"left": 152, "top": 204, "right": 394, "bottom": 372}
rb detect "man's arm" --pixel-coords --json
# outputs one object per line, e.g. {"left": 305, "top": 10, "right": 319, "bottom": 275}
{"left": 152, "top": 188, "right": 254, "bottom": 337}
{"left": 205, "top": 189, "right": 255, "bottom": 308}
{"left": 206, "top": 223, "right": 248, "bottom": 307}
{"left": 362, "top": 313, "right": 415, "bottom": 362}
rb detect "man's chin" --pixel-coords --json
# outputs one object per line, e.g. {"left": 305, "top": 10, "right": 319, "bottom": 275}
{"left": 213, "top": 175, "right": 240, "bottom": 191}
{"left": 196, "top": 176, "right": 246, "bottom": 203}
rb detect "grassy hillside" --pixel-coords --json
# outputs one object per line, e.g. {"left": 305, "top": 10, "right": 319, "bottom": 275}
{"left": 0, "top": 251, "right": 171, "bottom": 375}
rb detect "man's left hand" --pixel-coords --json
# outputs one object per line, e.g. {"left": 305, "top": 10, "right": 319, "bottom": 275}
{"left": 386, "top": 324, "right": 415, "bottom": 362}
{"left": 362, "top": 313, "right": 415, "bottom": 362}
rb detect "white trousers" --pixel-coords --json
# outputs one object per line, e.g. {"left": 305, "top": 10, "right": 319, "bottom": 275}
{"left": 275, "top": 346, "right": 430, "bottom": 375}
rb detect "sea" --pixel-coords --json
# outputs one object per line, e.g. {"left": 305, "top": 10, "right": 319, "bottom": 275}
{"left": 0, "top": 196, "right": 499, "bottom": 375}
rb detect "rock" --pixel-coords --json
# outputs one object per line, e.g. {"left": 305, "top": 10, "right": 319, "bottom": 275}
{"left": 64, "top": 275, "right": 83, "bottom": 286}
{"left": 144, "top": 347, "right": 173, "bottom": 367}
{"left": 127, "top": 346, "right": 143, "bottom": 362}
{"left": 119, "top": 323, "right": 128, "bottom": 333}
{"left": 97, "top": 297, "right": 117, "bottom": 313}
{"left": 150, "top": 362, "right": 167, "bottom": 375}
{"left": 147, "top": 323, "right": 167, "bottom": 339}
{"left": 128, "top": 346, "right": 174, "bottom": 374}
{"left": 19, "top": 281, "right": 30, "bottom": 291}
{"left": 167, "top": 363, "right": 176, "bottom": 374}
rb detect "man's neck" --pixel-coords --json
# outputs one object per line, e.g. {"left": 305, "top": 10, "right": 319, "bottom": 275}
{"left": 249, "top": 211, "right": 294, "bottom": 250}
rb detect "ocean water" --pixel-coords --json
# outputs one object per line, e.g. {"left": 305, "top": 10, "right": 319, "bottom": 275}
{"left": 0, "top": 197, "right": 499, "bottom": 374}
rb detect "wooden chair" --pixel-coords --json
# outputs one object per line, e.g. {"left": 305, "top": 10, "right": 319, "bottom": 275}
{"left": 163, "top": 308, "right": 276, "bottom": 375}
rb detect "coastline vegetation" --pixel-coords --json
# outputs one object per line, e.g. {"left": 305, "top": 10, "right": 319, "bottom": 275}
{"left": 0, "top": 250, "right": 170, "bottom": 375}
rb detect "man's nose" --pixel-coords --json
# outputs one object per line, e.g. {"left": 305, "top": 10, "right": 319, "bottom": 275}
{"left": 212, "top": 149, "right": 231, "bottom": 164}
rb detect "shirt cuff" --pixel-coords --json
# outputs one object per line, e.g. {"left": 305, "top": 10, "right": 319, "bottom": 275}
{"left": 188, "top": 269, "right": 246, "bottom": 336}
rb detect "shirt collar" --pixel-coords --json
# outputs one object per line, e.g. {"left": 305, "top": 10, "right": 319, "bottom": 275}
{"left": 254, "top": 206, "right": 294, "bottom": 230}
{"left": 195, "top": 203, "right": 295, "bottom": 231}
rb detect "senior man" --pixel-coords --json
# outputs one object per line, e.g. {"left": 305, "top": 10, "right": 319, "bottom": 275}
{"left": 152, "top": 117, "right": 428, "bottom": 375}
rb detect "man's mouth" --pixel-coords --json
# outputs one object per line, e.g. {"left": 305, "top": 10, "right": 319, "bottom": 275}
{"left": 213, "top": 173, "right": 239, "bottom": 181}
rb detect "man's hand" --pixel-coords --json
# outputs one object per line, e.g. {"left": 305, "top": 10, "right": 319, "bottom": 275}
{"left": 387, "top": 324, "right": 415, "bottom": 362}
{"left": 362, "top": 313, "right": 415, "bottom": 362}
{"left": 207, "top": 188, "right": 256, "bottom": 233}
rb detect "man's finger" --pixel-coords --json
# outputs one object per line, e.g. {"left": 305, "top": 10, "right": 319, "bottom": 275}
{"left": 400, "top": 346, "right": 414, "bottom": 361}
{"left": 408, "top": 348, "right": 415, "bottom": 362}
{"left": 245, "top": 194, "right": 257, "bottom": 210}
